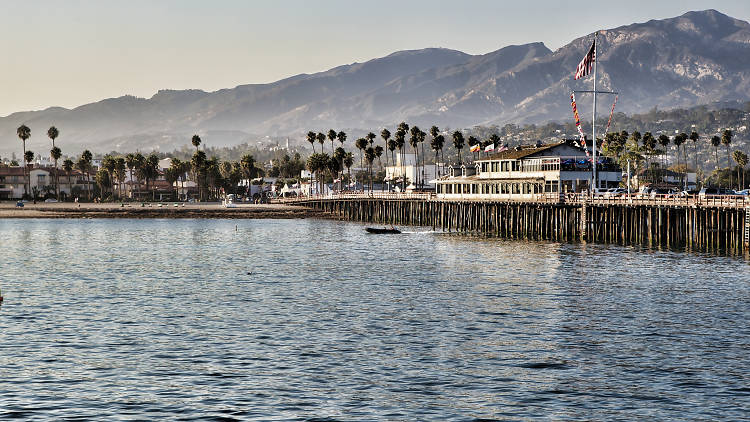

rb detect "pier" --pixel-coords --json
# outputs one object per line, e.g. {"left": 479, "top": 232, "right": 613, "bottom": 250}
{"left": 281, "top": 193, "right": 750, "bottom": 253}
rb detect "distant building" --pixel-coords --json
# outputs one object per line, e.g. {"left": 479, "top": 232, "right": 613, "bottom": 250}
{"left": 385, "top": 153, "right": 445, "bottom": 190}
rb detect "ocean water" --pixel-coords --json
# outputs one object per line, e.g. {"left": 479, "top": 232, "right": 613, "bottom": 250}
{"left": 1, "top": 218, "right": 749, "bottom": 420}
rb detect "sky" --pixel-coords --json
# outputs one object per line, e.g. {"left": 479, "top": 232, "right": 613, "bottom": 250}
{"left": 1, "top": 0, "right": 749, "bottom": 117}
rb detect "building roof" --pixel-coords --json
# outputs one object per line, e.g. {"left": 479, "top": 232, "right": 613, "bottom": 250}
{"left": 478, "top": 141, "right": 582, "bottom": 161}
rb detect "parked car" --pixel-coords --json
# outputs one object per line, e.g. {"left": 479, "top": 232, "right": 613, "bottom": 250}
{"left": 649, "top": 188, "right": 678, "bottom": 198}
{"left": 15, "top": 201, "right": 24, "bottom": 207}
{"left": 698, "top": 187, "right": 735, "bottom": 199}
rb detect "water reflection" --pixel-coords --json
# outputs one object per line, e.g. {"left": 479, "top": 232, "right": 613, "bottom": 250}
{"left": 0, "top": 218, "right": 748, "bottom": 420}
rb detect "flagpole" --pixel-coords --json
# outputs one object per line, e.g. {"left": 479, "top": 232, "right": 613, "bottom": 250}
{"left": 592, "top": 31, "right": 598, "bottom": 195}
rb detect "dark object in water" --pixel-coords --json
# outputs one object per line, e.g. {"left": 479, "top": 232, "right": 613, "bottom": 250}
{"left": 366, "top": 227, "right": 401, "bottom": 234}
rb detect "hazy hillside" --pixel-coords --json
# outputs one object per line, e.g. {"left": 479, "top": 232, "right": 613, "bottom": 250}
{"left": 1, "top": 9, "right": 749, "bottom": 156}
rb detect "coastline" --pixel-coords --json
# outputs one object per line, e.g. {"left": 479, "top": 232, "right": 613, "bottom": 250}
{"left": 0, "top": 201, "right": 319, "bottom": 219}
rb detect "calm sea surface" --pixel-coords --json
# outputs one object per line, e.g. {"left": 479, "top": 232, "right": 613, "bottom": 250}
{"left": 1, "top": 218, "right": 749, "bottom": 420}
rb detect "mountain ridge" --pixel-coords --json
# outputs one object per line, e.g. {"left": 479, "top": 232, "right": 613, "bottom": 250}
{"left": 2, "top": 9, "right": 749, "bottom": 155}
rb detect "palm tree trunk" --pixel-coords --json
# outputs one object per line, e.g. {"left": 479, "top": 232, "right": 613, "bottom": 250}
{"left": 728, "top": 148, "right": 732, "bottom": 189}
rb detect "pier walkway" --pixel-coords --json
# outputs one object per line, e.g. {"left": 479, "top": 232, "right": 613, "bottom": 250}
{"left": 274, "top": 192, "right": 750, "bottom": 253}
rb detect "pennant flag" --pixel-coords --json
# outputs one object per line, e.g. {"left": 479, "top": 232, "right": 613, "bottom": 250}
{"left": 570, "top": 93, "right": 591, "bottom": 158}
{"left": 484, "top": 143, "right": 495, "bottom": 152}
{"left": 574, "top": 40, "right": 596, "bottom": 80}
{"left": 470, "top": 144, "right": 480, "bottom": 152}
{"left": 605, "top": 95, "right": 618, "bottom": 133}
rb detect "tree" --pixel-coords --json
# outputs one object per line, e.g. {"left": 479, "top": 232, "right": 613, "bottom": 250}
{"left": 722, "top": 129, "right": 733, "bottom": 188}
{"left": 50, "top": 146, "right": 62, "bottom": 198}
{"left": 115, "top": 157, "right": 126, "bottom": 200}
{"left": 396, "top": 122, "right": 409, "bottom": 190}
{"left": 374, "top": 145, "right": 384, "bottom": 187}
{"left": 710, "top": 135, "right": 721, "bottom": 185}
{"left": 144, "top": 153, "right": 160, "bottom": 201}
{"left": 17, "top": 124, "right": 31, "bottom": 197}
{"left": 431, "top": 134, "right": 445, "bottom": 179}
{"left": 191, "top": 134, "right": 202, "bottom": 153}
{"left": 24, "top": 150, "right": 35, "bottom": 195}
{"left": 380, "top": 128, "right": 391, "bottom": 176}
{"left": 125, "top": 153, "right": 136, "bottom": 199}
{"left": 452, "top": 130, "right": 465, "bottom": 165}
{"left": 47, "top": 126, "right": 59, "bottom": 147}
{"left": 62, "top": 159, "right": 74, "bottom": 200}
{"left": 733, "top": 150, "right": 748, "bottom": 190}
{"left": 409, "top": 126, "right": 421, "bottom": 187}
{"left": 102, "top": 155, "right": 117, "bottom": 198}
{"left": 365, "top": 147, "right": 376, "bottom": 191}
{"left": 95, "top": 168, "right": 111, "bottom": 199}
{"left": 689, "top": 131, "right": 700, "bottom": 178}
{"left": 333, "top": 147, "right": 346, "bottom": 191}
{"left": 327, "top": 129, "right": 337, "bottom": 154}
{"left": 316, "top": 132, "right": 326, "bottom": 152}
{"left": 306, "top": 131, "right": 317, "bottom": 153}
{"left": 343, "top": 152, "right": 354, "bottom": 189}
{"left": 75, "top": 151, "right": 92, "bottom": 201}
{"left": 355, "top": 137, "right": 368, "bottom": 190}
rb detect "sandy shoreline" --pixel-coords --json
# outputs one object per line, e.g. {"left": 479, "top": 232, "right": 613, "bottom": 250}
{"left": 0, "top": 201, "right": 319, "bottom": 219}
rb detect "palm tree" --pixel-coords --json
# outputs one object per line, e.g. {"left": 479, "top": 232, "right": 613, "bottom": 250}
{"left": 81, "top": 150, "right": 93, "bottom": 200}
{"left": 409, "top": 126, "right": 421, "bottom": 187}
{"left": 689, "top": 131, "right": 700, "bottom": 178}
{"left": 374, "top": 145, "right": 384, "bottom": 190}
{"left": 365, "top": 147, "right": 376, "bottom": 192}
{"left": 47, "top": 126, "right": 59, "bottom": 147}
{"left": 102, "top": 155, "right": 117, "bottom": 199}
{"left": 306, "top": 131, "right": 317, "bottom": 153}
{"left": 62, "top": 159, "right": 74, "bottom": 200}
{"left": 355, "top": 137, "right": 368, "bottom": 190}
{"left": 710, "top": 135, "right": 721, "bottom": 185}
{"left": 394, "top": 129, "right": 406, "bottom": 190}
{"left": 192, "top": 135, "right": 202, "bottom": 153}
{"left": 17, "top": 124, "right": 31, "bottom": 197}
{"left": 387, "top": 136, "right": 397, "bottom": 176}
{"left": 333, "top": 147, "right": 346, "bottom": 191}
{"left": 380, "top": 128, "right": 391, "bottom": 176}
{"left": 191, "top": 150, "right": 207, "bottom": 201}
{"left": 733, "top": 150, "right": 748, "bottom": 190}
{"left": 431, "top": 134, "right": 445, "bottom": 179}
{"left": 722, "top": 129, "right": 733, "bottom": 188}
{"left": 316, "top": 132, "right": 326, "bottom": 152}
{"left": 343, "top": 152, "right": 354, "bottom": 189}
{"left": 125, "top": 153, "right": 136, "bottom": 199}
{"left": 327, "top": 129, "right": 337, "bottom": 154}
{"left": 145, "top": 153, "right": 160, "bottom": 201}
{"left": 50, "top": 146, "right": 62, "bottom": 198}
{"left": 95, "top": 168, "right": 110, "bottom": 199}
{"left": 115, "top": 157, "right": 126, "bottom": 199}
{"left": 452, "top": 130, "right": 465, "bottom": 165}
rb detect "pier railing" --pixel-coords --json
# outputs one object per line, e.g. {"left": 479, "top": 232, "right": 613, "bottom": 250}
{"left": 274, "top": 192, "right": 750, "bottom": 209}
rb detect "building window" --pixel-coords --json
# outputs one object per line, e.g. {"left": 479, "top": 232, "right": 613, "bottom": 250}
{"left": 512, "top": 161, "right": 520, "bottom": 172}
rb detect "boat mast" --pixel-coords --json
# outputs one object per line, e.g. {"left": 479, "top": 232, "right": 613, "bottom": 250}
{"left": 592, "top": 31, "right": 598, "bottom": 193}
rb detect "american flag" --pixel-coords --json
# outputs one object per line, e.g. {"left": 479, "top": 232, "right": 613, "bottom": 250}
{"left": 574, "top": 40, "right": 596, "bottom": 80}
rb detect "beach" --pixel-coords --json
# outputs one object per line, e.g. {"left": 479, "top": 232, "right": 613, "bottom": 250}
{"left": 0, "top": 201, "right": 318, "bottom": 219}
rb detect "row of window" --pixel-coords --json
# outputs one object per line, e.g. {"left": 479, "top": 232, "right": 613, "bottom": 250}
{"left": 437, "top": 181, "right": 560, "bottom": 195}
{"left": 479, "top": 159, "right": 560, "bottom": 173}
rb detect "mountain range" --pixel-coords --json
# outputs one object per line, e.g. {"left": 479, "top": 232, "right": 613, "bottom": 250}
{"left": 2, "top": 9, "right": 750, "bottom": 156}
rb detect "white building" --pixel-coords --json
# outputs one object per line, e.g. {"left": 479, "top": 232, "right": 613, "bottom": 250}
{"left": 435, "top": 141, "right": 622, "bottom": 200}
{"left": 385, "top": 153, "right": 445, "bottom": 190}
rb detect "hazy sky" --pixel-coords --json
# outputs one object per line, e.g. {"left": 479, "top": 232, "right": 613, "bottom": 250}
{"left": 1, "top": 0, "right": 749, "bottom": 117}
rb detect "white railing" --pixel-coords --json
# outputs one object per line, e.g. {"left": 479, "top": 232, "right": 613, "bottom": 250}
{"left": 273, "top": 192, "right": 750, "bottom": 209}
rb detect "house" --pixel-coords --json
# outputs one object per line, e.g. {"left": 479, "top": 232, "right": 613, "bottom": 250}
{"left": 434, "top": 140, "right": 622, "bottom": 200}
{"left": 0, "top": 165, "right": 93, "bottom": 199}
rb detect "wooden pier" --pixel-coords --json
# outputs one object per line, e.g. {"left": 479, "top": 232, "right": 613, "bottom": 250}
{"left": 284, "top": 194, "right": 750, "bottom": 253}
